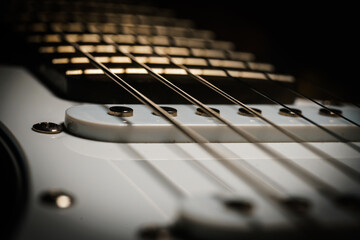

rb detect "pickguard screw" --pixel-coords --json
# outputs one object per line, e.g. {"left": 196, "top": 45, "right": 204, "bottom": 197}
{"left": 32, "top": 122, "right": 63, "bottom": 134}
{"left": 40, "top": 189, "right": 74, "bottom": 209}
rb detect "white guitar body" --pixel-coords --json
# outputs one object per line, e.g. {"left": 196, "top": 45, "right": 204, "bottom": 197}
{"left": 1, "top": 65, "right": 360, "bottom": 239}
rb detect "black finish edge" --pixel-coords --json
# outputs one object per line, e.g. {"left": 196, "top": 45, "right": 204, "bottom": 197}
{"left": 0, "top": 122, "right": 30, "bottom": 240}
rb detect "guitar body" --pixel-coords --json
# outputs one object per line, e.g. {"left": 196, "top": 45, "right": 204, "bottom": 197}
{"left": 1, "top": 65, "right": 360, "bottom": 240}
{"left": 1, "top": 1, "right": 360, "bottom": 239}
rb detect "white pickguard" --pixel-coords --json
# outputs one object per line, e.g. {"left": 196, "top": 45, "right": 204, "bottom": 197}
{"left": 1, "top": 66, "right": 360, "bottom": 239}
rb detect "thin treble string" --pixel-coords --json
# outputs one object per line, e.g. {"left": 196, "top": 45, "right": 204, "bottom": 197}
{"left": 95, "top": 31, "right": 345, "bottom": 201}
{"left": 262, "top": 72, "right": 360, "bottom": 127}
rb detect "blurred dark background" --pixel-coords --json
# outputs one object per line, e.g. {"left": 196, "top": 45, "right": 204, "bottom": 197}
{"left": 156, "top": 1, "right": 359, "bottom": 103}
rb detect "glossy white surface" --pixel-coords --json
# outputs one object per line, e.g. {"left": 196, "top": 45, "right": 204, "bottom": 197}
{"left": 1, "top": 66, "right": 360, "bottom": 239}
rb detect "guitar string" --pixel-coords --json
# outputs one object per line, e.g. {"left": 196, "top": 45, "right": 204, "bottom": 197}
{"left": 61, "top": 33, "right": 297, "bottom": 203}
{"left": 90, "top": 30, "right": 348, "bottom": 202}
{"left": 262, "top": 73, "right": 360, "bottom": 127}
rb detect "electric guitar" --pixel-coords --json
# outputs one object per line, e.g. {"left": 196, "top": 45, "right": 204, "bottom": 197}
{"left": 1, "top": 1, "right": 360, "bottom": 239}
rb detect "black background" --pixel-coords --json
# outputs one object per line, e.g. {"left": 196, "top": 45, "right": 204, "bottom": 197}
{"left": 156, "top": 1, "right": 359, "bottom": 103}
{"left": 1, "top": 0, "right": 358, "bottom": 103}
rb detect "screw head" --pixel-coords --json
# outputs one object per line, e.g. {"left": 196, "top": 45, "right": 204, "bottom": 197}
{"left": 32, "top": 122, "right": 63, "bottom": 134}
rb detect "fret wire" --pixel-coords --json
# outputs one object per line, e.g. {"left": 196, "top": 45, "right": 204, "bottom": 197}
{"left": 264, "top": 73, "right": 360, "bottom": 127}
{"left": 98, "top": 32, "right": 342, "bottom": 201}
{"left": 61, "top": 33, "right": 296, "bottom": 201}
